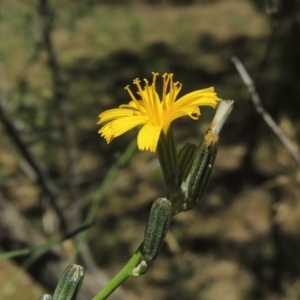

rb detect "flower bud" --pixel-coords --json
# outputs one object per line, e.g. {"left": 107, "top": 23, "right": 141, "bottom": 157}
{"left": 52, "top": 264, "right": 85, "bottom": 300}
{"left": 173, "top": 100, "right": 233, "bottom": 214}
{"left": 142, "top": 198, "right": 172, "bottom": 266}
{"left": 177, "top": 132, "right": 218, "bottom": 213}
{"left": 39, "top": 295, "right": 52, "bottom": 300}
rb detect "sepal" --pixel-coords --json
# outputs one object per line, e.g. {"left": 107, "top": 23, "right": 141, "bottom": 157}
{"left": 177, "top": 142, "right": 197, "bottom": 186}
{"left": 156, "top": 127, "right": 179, "bottom": 192}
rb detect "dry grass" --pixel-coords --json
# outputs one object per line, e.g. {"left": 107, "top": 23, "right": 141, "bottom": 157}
{"left": 1, "top": 0, "right": 266, "bottom": 82}
{"left": 0, "top": 259, "right": 44, "bottom": 300}
{"left": 2, "top": 1, "right": 300, "bottom": 300}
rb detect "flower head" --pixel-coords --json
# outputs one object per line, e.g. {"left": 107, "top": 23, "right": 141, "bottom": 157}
{"left": 98, "top": 72, "right": 220, "bottom": 152}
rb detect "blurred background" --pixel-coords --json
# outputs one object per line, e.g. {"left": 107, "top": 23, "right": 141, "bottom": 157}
{"left": 0, "top": 0, "right": 300, "bottom": 299}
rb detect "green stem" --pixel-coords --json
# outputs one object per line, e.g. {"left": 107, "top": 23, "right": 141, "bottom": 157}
{"left": 92, "top": 243, "right": 143, "bottom": 300}
{"left": 71, "top": 140, "right": 136, "bottom": 261}
{"left": 0, "top": 224, "right": 89, "bottom": 260}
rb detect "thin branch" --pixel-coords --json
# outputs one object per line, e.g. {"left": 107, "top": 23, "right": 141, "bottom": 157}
{"left": 231, "top": 56, "right": 300, "bottom": 166}
{"left": 0, "top": 102, "right": 68, "bottom": 230}
{"left": 0, "top": 37, "right": 68, "bottom": 230}
{"left": 38, "top": 0, "right": 78, "bottom": 207}
{"left": 37, "top": 0, "right": 103, "bottom": 277}
{"left": 0, "top": 224, "right": 91, "bottom": 260}
{"left": 0, "top": 197, "right": 126, "bottom": 300}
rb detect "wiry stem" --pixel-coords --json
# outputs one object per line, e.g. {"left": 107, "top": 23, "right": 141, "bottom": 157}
{"left": 231, "top": 56, "right": 300, "bottom": 166}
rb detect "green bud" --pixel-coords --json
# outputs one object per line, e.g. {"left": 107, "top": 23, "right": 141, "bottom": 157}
{"left": 173, "top": 100, "right": 234, "bottom": 214}
{"left": 39, "top": 295, "right": 52, "bottom": 300}
{"left": 175, "top": 131, "right": 219, "bottom": 214}
{"left": 52, "top": 264, "right": 85, "bottom": 300}
{"left": 186, "top": 131, "right": 219, "bottom": 203}
{"left": 142, "top": 198, "right": 172, "bottom": 266}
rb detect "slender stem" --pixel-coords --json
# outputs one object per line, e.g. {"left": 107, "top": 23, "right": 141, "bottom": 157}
{"left": 0, "top": 224, "right": 89, "bottom": 260}
{"left": 0, "top": 224, "right": 89, "bottom": 297}
{"left": 92, "top": 244, "right": 143, "bottom": 300}
{"left": 71, "top": 139, "right": 136, "bottom": 261}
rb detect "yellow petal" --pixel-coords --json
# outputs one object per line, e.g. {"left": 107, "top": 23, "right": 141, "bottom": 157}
{"left": 120, "top": 100, "right": 145, "bottom": 109}
{"left": 111, "top": 116, "right": 148, "bottom": 135}
{"left": 168, "top": 106, "right": 201, "bottom": 123}
{"left": 98, "top": 108, "right": 141, "bottom": 124}
{"left": 137, "top": 123, "right": 162, "bottom": 152}
{"left": 98, "top": 122, "right": 114, "bottom": 143}
{"left": 99, "top": 116, "right": 148, "bottom": 143}
{"left": 174, "top": 87, "right": 219, "bottom": 110}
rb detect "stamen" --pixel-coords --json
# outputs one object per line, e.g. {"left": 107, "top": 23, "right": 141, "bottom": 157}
{"left": 142, "top": 78, "right": 153, "bottom": 118}
{"left": 151, "top": 72, "right": 161, "bottom": 124}
{"left": 151, "top": 72, "right": 159, "bottom": 92}
{"left": 162, "top": 74, "right": 172, "bottom": 112}
{"left": 124, "top": 85, "right": 144, "bottom": 113}
{"left": 161, "top": 73, "right": 168, "bottom": 106}
{"left": 133, "top": 78, "right": 144, "bottom": 96}
{"left": 169, "top": 74, "right": 174, "bottom": 89}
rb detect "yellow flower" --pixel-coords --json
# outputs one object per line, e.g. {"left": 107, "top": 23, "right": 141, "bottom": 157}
{"left": 98, "top": 72, "right": 220, "bottom": 152}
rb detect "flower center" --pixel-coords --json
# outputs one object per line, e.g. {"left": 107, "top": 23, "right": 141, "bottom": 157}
{"left": 124, "top": 72, "right": 182, "bottom": 128}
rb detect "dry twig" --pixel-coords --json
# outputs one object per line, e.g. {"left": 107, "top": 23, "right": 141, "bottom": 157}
{"left": 231, "top": 56, "right": 300, "bottom": 167}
